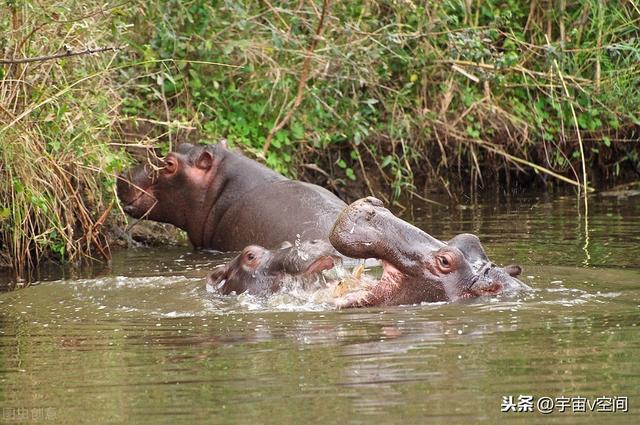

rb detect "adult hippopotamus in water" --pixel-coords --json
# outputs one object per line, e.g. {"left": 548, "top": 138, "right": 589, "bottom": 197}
{"left": 329, "top": 197, "right": 528, "bottom": 307}
{"left": 207, "top": 197, "right": 530, "bottom": 307}
{"left": 117, "top": 142, "right": 345, "bottom": 250}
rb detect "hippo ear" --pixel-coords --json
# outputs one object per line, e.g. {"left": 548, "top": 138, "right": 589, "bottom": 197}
{"left": 196, "top": 151, "right": 214, "bottom": 170}
{"left": 504, "top": 264, "right": 522, "bottom": 277}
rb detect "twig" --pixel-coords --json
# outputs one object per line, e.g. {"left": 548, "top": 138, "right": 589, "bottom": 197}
{"left": 408, "top": 190, "right": 446, "bottom": 207}
{"left": 118, "top": 116, "right": 196, "bottom": 130}
{"left": 89, "top": 203, "right": 113, "bottom": 261}
{"left": 262, "top": 0, "right": 331, "bottom": 155}
{"left": 0, "top": 46, "right": 122, "bottom": 65}
{"left": 434, "top": 59, "right": 592, "bottom": 84}
{"left": 546, "top": 35, "right": 590, "bottom": 197}
{"left": 260, "top": 0, "right": 291, "bottom": 31}
{"left": 559, "top": 0, "right": 566, "bottom": 44}
{"left": 451, "top": 64, "right": 479, "bottom": 83}
{"left": 437, "top": 119, "right": 594, "bottom": 191}
{"left": 158, "top": 72, "right": 173, "bottom": 149}
{"left": 350, "top": 142, "right": 376, "bottom": 197}
{"left": 595, "top": 0, "right": 604, "bottom": 92}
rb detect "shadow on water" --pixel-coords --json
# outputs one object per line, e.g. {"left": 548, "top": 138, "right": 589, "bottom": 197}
{"left": 1, "top": 193, "right": 639, "bottom": 424}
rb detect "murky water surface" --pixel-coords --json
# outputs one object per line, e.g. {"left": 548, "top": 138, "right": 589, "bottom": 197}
{"left": 1, "top": 193, "right": 639, "bottom": 424}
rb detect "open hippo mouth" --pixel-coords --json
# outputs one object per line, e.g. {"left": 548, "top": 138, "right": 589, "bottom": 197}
{"left": 207, "top": 240, "right": 340, "bottom": 297}
{"left": 329, "top": 197, "right": 528, "bottom": 308}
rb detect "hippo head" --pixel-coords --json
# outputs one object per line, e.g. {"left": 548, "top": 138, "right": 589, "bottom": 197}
{"left": 329, "top": 197, "right": 528, "bottom": 308}
{"left": 206, "top": 240, "right": 339, "bottom": 296}
{"left": 117, "top": 143, "right": 224, "bottom": 245}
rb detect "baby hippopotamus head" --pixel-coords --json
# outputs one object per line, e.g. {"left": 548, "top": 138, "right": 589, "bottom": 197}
{"left": 207, "top": 240, "right": 339, "bottom": 296}
{"left": 329, "top": 197, "right": 528, "bottom": 308}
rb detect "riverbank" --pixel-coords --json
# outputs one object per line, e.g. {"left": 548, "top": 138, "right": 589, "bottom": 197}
{"left": 1, "top": 1, "right": 639, "bottom": 275}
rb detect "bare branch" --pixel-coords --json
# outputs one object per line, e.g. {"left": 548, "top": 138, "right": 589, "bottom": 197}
{"left": 0, "top": 46, "right": 123, "bottom": 65}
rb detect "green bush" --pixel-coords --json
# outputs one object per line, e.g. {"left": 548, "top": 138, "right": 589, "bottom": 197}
{"left": 2, "top": 0, "right": 640, "bottom": 274}
{"left": 0, "top": 1, "right": 129, "bottom": 277}
{"left": 121, "top": 0, "right": 640, "bottom": 193}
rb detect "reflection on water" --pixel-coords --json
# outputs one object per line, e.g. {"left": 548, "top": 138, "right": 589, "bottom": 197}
{"left": 1, "top": 194, "right": 639, "bottom": 424}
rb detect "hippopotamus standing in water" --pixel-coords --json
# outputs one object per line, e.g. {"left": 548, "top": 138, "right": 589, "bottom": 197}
{"left": 207, "top": 197, "right": 530, "bottom": 307}
{"left": 117, "top": 142, "right": 345, "bottom": 250}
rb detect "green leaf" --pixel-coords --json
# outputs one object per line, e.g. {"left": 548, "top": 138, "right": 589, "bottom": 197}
{"left": 291, "top": 122, "right": 304, "bottom": 140}
{"left": 577, "top": 114, "right": 588, "bottom": 129}
{"left": 466, "top": 126, "right": 480, "bottom": 138}
{"left": 13, "top": 179, "right": 24, "bottom": 194}
{"left": 345, "top": 168, "right": 357, "bottom": 181}
{"left": 381, "top": 155, "right": 393, "bottom": 168}
{"left": 364, "top": 98, "right": 379, "bottom": 107}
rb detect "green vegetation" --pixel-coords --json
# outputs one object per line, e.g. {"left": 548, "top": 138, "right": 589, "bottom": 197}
{"left": 1, "top": 0, "right": 639, "bottom": 276}
{"left": 0, "top": 1, "right": 129, "bottom": 277}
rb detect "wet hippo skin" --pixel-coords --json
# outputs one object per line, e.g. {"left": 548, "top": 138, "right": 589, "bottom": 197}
{"left": 207, "top": 197, "right": 530, "bottom": 307}
{"left": 117, "top": 142, "right": 346, "bottom": 251}
{"left": 329, "top": 197, "right": 529, "bottom": 307}
{"left": 207, "top": 240, "right": 339, "bottom": 296}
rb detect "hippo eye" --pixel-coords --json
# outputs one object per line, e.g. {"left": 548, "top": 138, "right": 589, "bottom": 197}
{"left": 436, "top": 253, "right": 455, "bottom": 273}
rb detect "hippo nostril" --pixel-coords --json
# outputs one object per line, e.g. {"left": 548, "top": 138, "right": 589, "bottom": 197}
{"left": 467, "top": 275, "right": 480, "bottom": 289}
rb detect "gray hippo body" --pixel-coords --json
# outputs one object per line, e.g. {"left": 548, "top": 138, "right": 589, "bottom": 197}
{"left": 207, "top": 197, "right": 530, "bottom": 307}
{"left": 117, "top": 142, "right": 345, "bottom": 250}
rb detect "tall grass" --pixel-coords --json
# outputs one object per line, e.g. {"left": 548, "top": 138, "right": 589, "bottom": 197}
{"left": 122, "top": 0, "right": 640, "bottom": 197}
{"left": 1, "top": 0, "right": 639, "bottom": 277}
{"left": 0, "top": 1, "right": 128, "bottom": 279}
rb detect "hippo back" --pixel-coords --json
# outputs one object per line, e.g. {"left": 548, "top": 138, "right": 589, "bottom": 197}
{"left": 210, "top": 180, "right": 346, "bottom": 250}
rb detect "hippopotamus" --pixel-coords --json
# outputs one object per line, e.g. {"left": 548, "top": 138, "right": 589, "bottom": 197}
{"left": 207, "top": 197, "right": 529, "bottom": 307}
{"left": 329, "top": 197, "right": 528, "bottom": 307}
{"left": 207, "top": 240, "right": 339, "bottom": 296}
{"left": 117, "top": 142, "right": 345, "bottom": 250}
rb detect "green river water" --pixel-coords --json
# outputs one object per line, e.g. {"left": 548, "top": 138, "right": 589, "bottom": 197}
{"left": 0, "top": 193, "right": 638, "bottom": 424}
